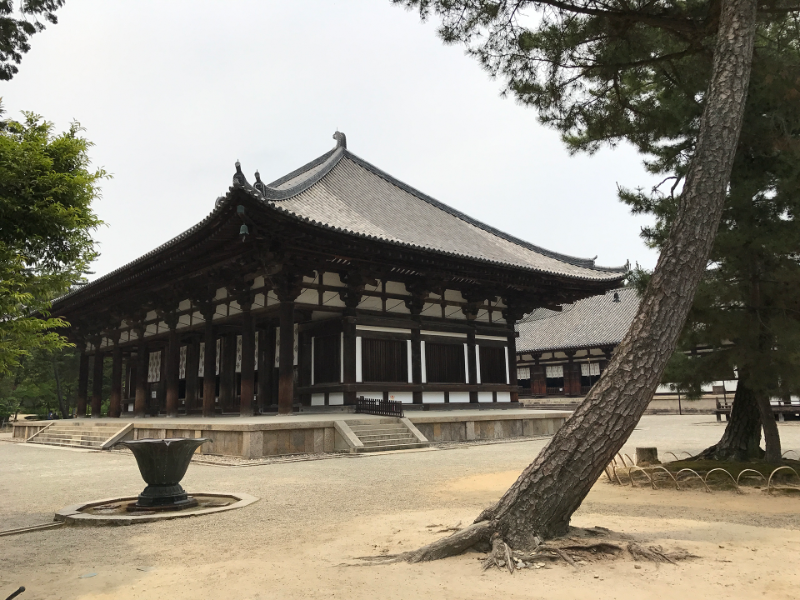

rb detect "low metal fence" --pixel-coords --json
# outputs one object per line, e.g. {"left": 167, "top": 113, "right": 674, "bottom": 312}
{"left": 355, "top": 396, "right": 404, "bottom": 418}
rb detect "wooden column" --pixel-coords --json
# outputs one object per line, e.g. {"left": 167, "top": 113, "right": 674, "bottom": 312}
{"left": 219, "top": 333, "right": 236, "bottom": 412}
{"left": 202, "top": 316, "right": 217, "bottom": 417}
{"left": 109, "top": 339, "right": 123, "bottom": 418}
{"left": 531, "top": 354, "right": 546, "bottom": 396}
{"left": 91, "top": 349, "right": 104, "bottom": 418}
{"left": 256, "top": 327, "right": 271, "bottom": 412}
{"left": 467, "top": 328, "right": 478, "bottom": 403}
{"left": 298, "top": 327, "right": 312, "bottom": 406}
{"left": 278, "top": 301, "right": 295, "bottom": 414}
{"left": 507, "top": 330, "right": 519, "bottom": 403}
{"left": 165, "top": 324, "right": 181, "bottom": 417}
{"left": 134, "top": 335, "right": 148, "bottom": 417}
{"left": 76, "top": 350, "right": 89, "bottom": 417}
{"left": 564, "top": 351, "right": 581, "bottom": 396}
{"left": 411, "top": 326, "right": 422, "bottom": 404}
{"left": 185, "top": 337, "right": 200, "bottom": 412}
{"left": 342, "top": 315, "right": 356, "bottom": 405}
{"left": 240, "top": 303, "right": 255, "bottom": 416}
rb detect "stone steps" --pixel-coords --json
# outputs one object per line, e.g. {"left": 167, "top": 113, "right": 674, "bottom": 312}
{"left": 27, "top": 422, "right": 129, "bottom": 449}
{"left": 345, "top": 419, "right": 428, "bottom": 453}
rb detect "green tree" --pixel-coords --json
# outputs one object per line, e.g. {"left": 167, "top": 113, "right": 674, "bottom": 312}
{"left": 0, "top": 103, "right": 105, "bottom": 375}
{"left": 0, "top": 1, "right": 65, "bottom": 80}
{"left": 384, "top": 0, "right": 794, "bottom": 558}
{"left": 0, "top": 346, "right": 80, "bottom": 420}
{"left": 624, "top": 20, "right": 800, "bottom": 461}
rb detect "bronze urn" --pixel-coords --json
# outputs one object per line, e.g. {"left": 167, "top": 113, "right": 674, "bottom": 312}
{"left": 118, "top": 438, "right": 208, "bottom": 511}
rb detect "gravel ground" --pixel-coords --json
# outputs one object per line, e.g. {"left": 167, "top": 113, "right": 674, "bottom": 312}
{"left": 2, "top": 415, "right": 800, "bottom": 600}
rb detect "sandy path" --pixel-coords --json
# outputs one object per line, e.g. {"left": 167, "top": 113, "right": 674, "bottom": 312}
{"left": 2, "top": 415, "right": 800, "bottom": 600}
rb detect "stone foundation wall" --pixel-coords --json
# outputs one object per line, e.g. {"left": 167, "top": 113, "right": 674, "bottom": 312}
{"left": 413, "top": 416, "right": 566, "bottom": 443}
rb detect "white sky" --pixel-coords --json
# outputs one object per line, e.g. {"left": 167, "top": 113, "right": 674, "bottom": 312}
{"left": 1, "top": 0, "right": 660, "bottom": 279}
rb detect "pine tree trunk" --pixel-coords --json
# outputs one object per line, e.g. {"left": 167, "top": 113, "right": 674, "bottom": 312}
{"left": 754, "top": 389, "right": 782, "bottom": 463}
{"left": 695, "top": 379, "right": 762, "bottom": 461}
{"left": 473, "top": 0, "right": 758, "bottom": 547}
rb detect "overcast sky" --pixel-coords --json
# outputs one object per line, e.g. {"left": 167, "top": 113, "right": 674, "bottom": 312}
{"left": 2, "top": 0, "right": 660, "bottom": 279}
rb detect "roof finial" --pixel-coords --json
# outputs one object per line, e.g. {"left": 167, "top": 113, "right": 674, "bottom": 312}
{"left": 253, "top": 170, "right": 267, "bottom": 196}
{"left": 333, "top": 130, "right": 347, "bottom": 149}
{"left": 233, "top": 160, "right": 248, "bottom": 186}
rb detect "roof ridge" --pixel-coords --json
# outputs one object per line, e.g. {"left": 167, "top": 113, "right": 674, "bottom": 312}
{"left": 266, "top": 147, "right": 338, "bottom": 188}
{"left": 342, "top": 151, "right": 620, "bottom": 272}
{"left": 253, "top": 147, "right": 345, "bottom": 201}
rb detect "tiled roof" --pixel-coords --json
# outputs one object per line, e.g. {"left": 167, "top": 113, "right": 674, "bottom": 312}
{"left": 252, "top": 143, "right": 626, "bottom": 282}
{"left": 55, "top": 136, "right": 625, "bottom": 308}
{"left": 516, "top": 288, "right": 639, "bottom": 353}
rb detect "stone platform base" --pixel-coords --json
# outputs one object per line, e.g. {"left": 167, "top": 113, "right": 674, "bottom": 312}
{"left": 14, "top": 409, "right": 570, "bottom": 459}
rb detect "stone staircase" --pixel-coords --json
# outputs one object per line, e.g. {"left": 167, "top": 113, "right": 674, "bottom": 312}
{"left": 346, "top": 418, "right": 429, "bottom": 452}
{"left": 27, "top": 421, "right": 132, "bottom": 450}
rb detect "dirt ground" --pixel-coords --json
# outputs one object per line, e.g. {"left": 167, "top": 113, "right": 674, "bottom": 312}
{"left": 2, "top": 415, "right": 800, "bottom": 600}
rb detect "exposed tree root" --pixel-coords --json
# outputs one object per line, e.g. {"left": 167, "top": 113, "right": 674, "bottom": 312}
{"left": 355, "top": 524, "right": 698, "bottom": 572}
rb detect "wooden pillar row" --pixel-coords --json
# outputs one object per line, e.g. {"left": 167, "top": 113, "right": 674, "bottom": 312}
{"left": 76, "top": 350, "right": 89, "bottom": 417}
{"left": 185, "top": 338, "right": 200, "bottom": 412}
{"left": 202, "top": 312, "right": 217, "bottom": 417}
{"left": 165, "top": 323, "right": 180, "bottom": 417}
{"left": 91, "top": 348, "right": 104, "bottom": 418}
{"left": 134, "top": 333, "right": 148, "bottom": 418}
{"left": 256, "top": 326, "right": 271, "bottom": 412}
{"left": 467, "top": 327, "right": 478, "bottom": 403}
{"left": 240, "top": 301, "right": 255, "bottom": 417}
{"left": 109, "top": 340, "right": 123, "bottom": 418}
{"left": 278, "top": 300, "right": 296, "bottom": 414}
{"left": 342, "top": 315, "right": 356, "bottom": 406}
{"left": 507, "top": 329, "right": 519, "bottom": 403}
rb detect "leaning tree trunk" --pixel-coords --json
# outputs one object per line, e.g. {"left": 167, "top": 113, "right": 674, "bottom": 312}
{"left": 754, "top": 389, "right": 782, "bottom": 463}
{"left": 695, "top": 379, "right": 762, "bottom": 461}
{"left": 421, "top": 0, "right": 758, "bottom": 553}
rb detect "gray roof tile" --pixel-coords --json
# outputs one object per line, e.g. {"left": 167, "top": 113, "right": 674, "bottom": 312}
{"left": 516, "top": 288, "right": 639, "bottom": 352}
{"left": 255, "top": 147, "right": 626, "bottom": 282}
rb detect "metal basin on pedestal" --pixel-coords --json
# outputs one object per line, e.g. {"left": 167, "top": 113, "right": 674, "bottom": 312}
{"left": 118, "top": 438, "right": 209, "bottom": 511}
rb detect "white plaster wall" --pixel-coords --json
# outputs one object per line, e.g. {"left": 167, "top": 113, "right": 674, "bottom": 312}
{"left": 385, "top": 281, "right": 409, "bottom": 295}
{"left": 297, "top": 288, "right": 318, "bottom": 305}
{"left": 497, "top": 392, "right": 511, "bottom": 403}
{"left": 311, "top": 393, "right": 325, "bottom": 406}
{"left": 449, "top": 392, "right": 470, "bottom": 403}
{"left": 386, "top": 298, "right": 410, "bottom": 314}
{"left": 423, "top": 392, "right": 445, "bottom": 403}
{"left": 478, "top": 392, "right": 494, "bottom": 403}
{"left": 328, "top": 393, "right": 344, "bottom": 406}
{"left": 389, "top": 392, "right": 414, "bottom": 404}
{"left": 358, "top": 296, "right": 383, "bottom": 311}
{"left": 322, "top": 291, "right": 346, "bottom": 307}
{"left": 323, "top": 272, "right": 344, "bottom": 287}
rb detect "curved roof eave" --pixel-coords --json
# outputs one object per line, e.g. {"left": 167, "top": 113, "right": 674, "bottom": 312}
{"left": 55, "top": 144, "right": 627, "bottom": 309}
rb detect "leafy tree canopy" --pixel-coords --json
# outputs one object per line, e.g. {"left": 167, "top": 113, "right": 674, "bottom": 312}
{"left": 0, "top": 102, "right": 105, "bottom": 374}
{"left": 395, "top": 1, "right": 800, "bottom": 403}
{"left": 0, "top": 0, "right": 64, "bottom": 80}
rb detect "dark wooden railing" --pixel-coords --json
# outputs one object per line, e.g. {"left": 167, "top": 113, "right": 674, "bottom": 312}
{"left": 546, "top": 387, "right": 563, "bottom": 396}
{"left": 355, "top": 396, "right": 404, "bottom": 418}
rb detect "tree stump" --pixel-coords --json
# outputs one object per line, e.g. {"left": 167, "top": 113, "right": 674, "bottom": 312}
{"left": 636, "top": 447, "right": 660, "bottom": 466}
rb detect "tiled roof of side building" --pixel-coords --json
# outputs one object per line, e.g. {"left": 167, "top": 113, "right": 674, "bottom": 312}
{"left": 251, "top": 140, "right": 627, "bottom": 282}
{"left": 516, "top": 288, "right": 640, "bottom": 353}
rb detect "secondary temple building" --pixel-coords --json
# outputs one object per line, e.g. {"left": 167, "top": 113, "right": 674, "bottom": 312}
{"left": 55, "top": 132, "right": 625, "bottom": 418}
{"left": 515, "top": 288, "right": 638, "bottom": 397}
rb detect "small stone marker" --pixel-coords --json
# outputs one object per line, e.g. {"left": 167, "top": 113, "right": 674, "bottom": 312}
{"left": 635, "top": 447, "right": 660, "bottom": 466}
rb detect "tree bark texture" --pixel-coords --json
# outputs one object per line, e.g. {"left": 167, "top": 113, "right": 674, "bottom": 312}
{"left": 475, "top": 0, "right": 758, "bottom": 546}
{"left": 754, "top": 388, "right": 782, "bottom": 463}
{"left": 696, "top": 379, "right": 762, "bottom": 460}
